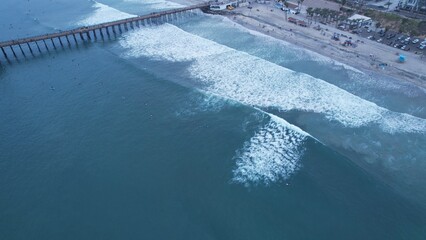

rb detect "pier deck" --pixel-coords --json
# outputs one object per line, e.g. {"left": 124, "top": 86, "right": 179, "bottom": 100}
{"left": 0, "top": 3, "right": 209, "bottom": 63}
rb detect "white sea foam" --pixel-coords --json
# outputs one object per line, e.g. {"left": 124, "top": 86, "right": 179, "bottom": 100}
{"left": 121, "top": 25, "right": 231, "bottom": 61}
{"left": 77, "top": 2, "right": 136, "bottom": 26}
{"left": 124, "top": 0, "right": 184, "bottom": 9}
{"left": 233, "top": 114, "right": 308, "bottom": 185}
{"left": 213, "top": 16, "right": 364, "bottom": 74}
{"left": 174, "top": 91, "right": 230, "bottom": 117}
{"left": 120, "top": 24, "right": 426, "bottom": 134}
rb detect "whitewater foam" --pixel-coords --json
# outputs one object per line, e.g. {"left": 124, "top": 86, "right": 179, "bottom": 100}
{"left": 120, "top": 24, "right": 426, "bottom": 134}
{"left": 205, "top": 16, "right": 364, "bottom": 74}
{"left": 77, "top": 2, "right": 136, "bottom": 26}
{"left": 121, "top": 25, "right": 231, "bottom": 61}
{"left": 233, "top": 113, "right": 308, "bottom": 185}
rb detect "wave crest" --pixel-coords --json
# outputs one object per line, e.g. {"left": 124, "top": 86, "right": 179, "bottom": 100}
{"left": 233, "top": 114, "right": 308, "bottom": 186}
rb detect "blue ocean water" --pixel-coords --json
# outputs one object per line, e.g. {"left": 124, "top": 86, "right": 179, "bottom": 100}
{"left": 1, "top": 0, "right": 426, "bottom": 239}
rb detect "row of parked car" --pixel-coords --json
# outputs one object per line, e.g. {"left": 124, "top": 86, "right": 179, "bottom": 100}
{"left": 364, "top": 28, "right": 426, "bottom": 51}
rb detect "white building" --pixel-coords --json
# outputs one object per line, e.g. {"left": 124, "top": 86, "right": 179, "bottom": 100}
{"left": 347, "top": 14, "right": 372, "bottom": 27}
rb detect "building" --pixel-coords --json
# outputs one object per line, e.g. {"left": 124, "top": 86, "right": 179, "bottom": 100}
{"left": 347, "top": 14, "right": 372, "bottom": 28}
{"left": 399, "top": 0, "right": 426, "bottom": 11}
{"left": 210, "top": 0, "right": 239, "bottom": 10}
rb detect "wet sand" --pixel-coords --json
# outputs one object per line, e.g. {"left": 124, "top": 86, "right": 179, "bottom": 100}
{"left": 170, "top": 0, "right": 426, "bottom": 88}
{"left": 226, "top": 3, "right": 426, "bottom": 88}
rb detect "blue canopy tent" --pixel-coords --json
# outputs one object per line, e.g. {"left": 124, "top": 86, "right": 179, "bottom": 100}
{"left": 398, "top": 54, "right": 406, "bottom": 63}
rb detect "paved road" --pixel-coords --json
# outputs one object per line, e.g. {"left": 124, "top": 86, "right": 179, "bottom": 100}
{"left": 355, "top": 27, "right": 426, "bottom": 54}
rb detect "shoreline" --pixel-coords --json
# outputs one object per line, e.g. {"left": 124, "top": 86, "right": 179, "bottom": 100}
{"left": 169, "top": 0, "right": 426, "bottom": 89}
{"left": 222, "top": 3, "right": 426, "bottom": 89}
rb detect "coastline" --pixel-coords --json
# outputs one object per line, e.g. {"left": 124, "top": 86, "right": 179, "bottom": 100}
{"left": 224, "top": 3, "right": 426, "bottom": 89}
{"left": 173, "top": 0, "right": 426, "bottom": 89}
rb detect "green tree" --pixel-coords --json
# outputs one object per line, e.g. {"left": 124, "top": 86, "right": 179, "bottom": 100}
{"left": 306, "top": 7, "right": 314, "bottom": 17}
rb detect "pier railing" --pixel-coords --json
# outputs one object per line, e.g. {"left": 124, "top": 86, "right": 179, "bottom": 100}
{"left": 0, "top": 3, "right": 209, "bottom": 63}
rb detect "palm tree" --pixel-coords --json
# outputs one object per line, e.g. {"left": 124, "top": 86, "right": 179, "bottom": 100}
{"left": 297, "top": 0, "right": 304, "bottom": 11}
{"left": 306, "top": 7, "right": 314, "bottom": 18}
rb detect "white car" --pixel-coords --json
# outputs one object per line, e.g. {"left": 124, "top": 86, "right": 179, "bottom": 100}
{"left": 377, "top": 38, "right": 383, "bottom": 43}
{"left": 419, "top": 45, "right": 425, "bottom": 50}
{"left": 412, "top": 39, "right": 419, "bottom": 44}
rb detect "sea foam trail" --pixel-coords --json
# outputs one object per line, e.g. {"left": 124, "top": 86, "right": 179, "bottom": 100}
{"left": 233, "top": 113, "right": 308, "bottom": 185}
{"left": 120, "top": 24, "right": 426, "bottom": 134}
{"left": 77, "top": 2, "right": 136, "bottom": 26}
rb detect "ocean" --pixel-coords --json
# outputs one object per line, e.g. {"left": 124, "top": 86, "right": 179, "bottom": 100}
{"left": 1, "top": 0, "right": 426, "bottom": 239}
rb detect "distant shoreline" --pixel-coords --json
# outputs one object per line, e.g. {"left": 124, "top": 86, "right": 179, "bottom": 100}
{"left": 176, "top": 0, "right": 426, "bottom": 90}
{"left": 222, "top": 3, "right": 426, "bottom": 90}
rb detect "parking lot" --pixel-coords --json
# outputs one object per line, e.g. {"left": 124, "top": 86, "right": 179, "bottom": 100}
{"left": 355, "top": 26, "right": 426, "bottom": 54}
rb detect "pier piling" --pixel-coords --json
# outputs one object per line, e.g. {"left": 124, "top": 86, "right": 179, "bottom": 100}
{"left": 58, "top": 37, "right": 64, "bottom": 48}
{"left": 1, "top": 47, "right": 8, "bottom": 59}
{"left": 100, "top": 28, "right": 105, "bottom": 40}
{"left": 0, "top": 3, "right": 210, "bottom": 62}
{"left": 18, "top": 44, "right": 26, "bottom": 57}
{"left": 43, "top": 40, "right": 49, "bottom": 51}
{"left": 50, "top": 39, "right": 57, "bottom": 49}
{"left": 27, "top": 43, "right": 34, "bottom": 55}
{"left": 65, "top": 35, "right": 71, "bottom": 46}
{"left": 35, "top": 42, "right": 42, "bottom": 53}
{"left": 72, "top": 34, "right": 78, "bottom": 44}
{"left": 10, "top": 46, "right": 17, "bottom": 59}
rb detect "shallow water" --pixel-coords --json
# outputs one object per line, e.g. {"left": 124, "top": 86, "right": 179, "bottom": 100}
{"left": 1, "top": 1, "right": 426, "bottom": 239}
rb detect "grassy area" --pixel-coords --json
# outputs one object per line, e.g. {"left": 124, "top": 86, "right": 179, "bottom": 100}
{"left": 362, "top": 9, "right": 426, "bottom": 37}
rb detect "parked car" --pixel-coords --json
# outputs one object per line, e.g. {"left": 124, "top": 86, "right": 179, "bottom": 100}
{"left": 386, "top": 34, "right": 395, "bottom": 39}
{"left": 419, "top": 45, "right": 425, "bottom": 50}
{"left": 401, "top": 45, "right": 407, "bottom": 50}
{"left": 412, "top": 39, "right": 419, "bottom": 44}
{"left": 377, "top": 38, "right": 383, "bottom": 43}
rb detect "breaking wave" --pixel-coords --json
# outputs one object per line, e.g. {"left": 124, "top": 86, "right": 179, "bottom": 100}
{"left": 120, "top": 24, "right": 426, "bottom": 134}
{"left": 77, "top": 2, "right": 136, "bottom": 26}
{"left": 233, "top": 113, "right": 308, "bottom": 185}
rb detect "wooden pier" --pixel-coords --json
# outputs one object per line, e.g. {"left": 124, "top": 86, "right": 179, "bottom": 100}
{"left": 0, "top": 3, "right": 209, "bottom": 63}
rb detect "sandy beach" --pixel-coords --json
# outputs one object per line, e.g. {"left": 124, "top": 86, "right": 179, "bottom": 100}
{"left": 224, "top": 3, "right": 426, "bottom": 88}
{"left": 172, "top": 0, "right": 426, "bottom": 88}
